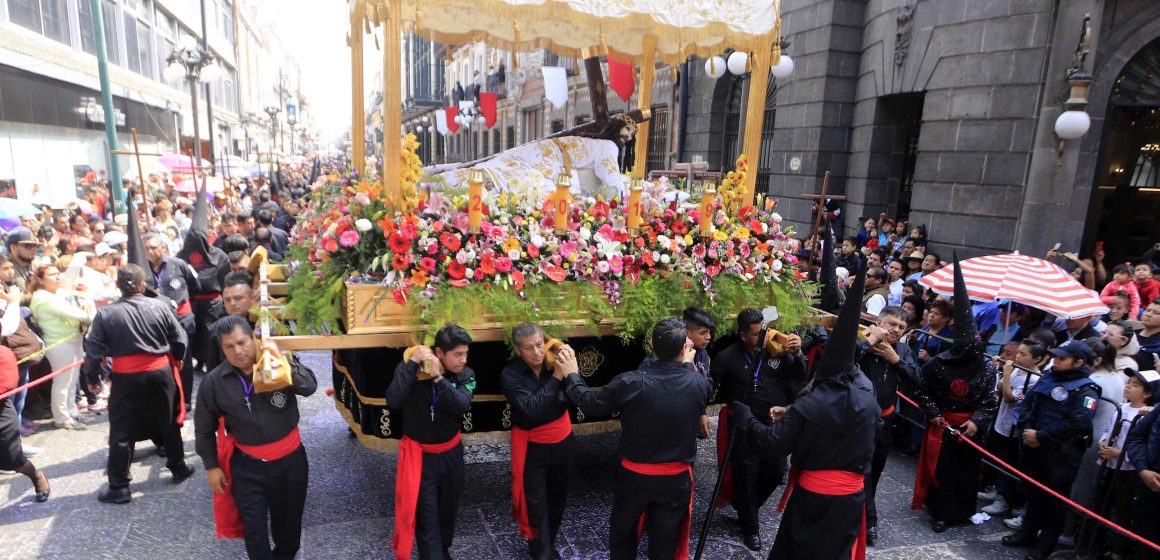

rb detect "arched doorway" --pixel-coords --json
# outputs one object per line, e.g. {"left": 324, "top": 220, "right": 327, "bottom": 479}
{"left": 1090, "top": 37, "right": 1160, "bottom": 264}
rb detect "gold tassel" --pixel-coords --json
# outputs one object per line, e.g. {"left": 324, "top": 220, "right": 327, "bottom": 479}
{"left": 512, "top": 19, "right": 521, "bottom": 71}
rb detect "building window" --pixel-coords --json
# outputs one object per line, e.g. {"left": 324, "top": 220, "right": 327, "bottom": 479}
{"left": 506, "top": 125, "right": 515, "bottom": 150}
{"left": 154, "top": 9, "right": 177, "bottom": 84}
{"left": 646, "top": 105, "right": 669, "bottom": 173}
{"left": 522, "top": 108, "right": 542, "bottom": 143}
{"left": 8, "top": 0, "right": 72, "bottom": 45}
{"left": 77, "top": 0, "right": 97, "bottom": 54}
{"left": 550, "top": 119, "right": 564, "bottom": 134}
{"left": 101, "top": 0, "right": 122, "bottom": 66}
{"left": 493, "top": 126, "right": 502, "bottom": 154}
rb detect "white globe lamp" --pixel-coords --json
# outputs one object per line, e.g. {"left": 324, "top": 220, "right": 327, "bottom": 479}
{"left": 727, "top": 51, "right": 749, "bottom": 75}
{"left": 1054, "top": 110, "right": 1090, "bottom": 140}
{"left": 704, "top": 56, "right": 727, "bottom": 79}
{"left": 771, "top": 55, "right": 795, "bottom": 79}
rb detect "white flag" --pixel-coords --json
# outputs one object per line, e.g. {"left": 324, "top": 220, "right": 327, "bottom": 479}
{"left": 435, "top": 109, "right": 449, "bottom": 135}
{"left": 542, "top": 66, "right": 568, "bottom": 109}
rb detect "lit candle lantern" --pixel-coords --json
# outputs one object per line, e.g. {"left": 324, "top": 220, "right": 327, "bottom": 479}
{"left": 468, "top": 170, "right": 485, "bottom": 234}
{"left": 700, "top": 182, "right": 717, "bottom": 236}
{"left": 554, "top": 174, "right": 571, "bottom": 234}
{"left": 626, "top": 179, "right": 643, "bottom": 234}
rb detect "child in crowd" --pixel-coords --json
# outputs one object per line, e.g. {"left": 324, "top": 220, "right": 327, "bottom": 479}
{"left": 980, "top": 340, "right": 1046, "bottom": 518}
{"left": 1135, "top": 264, "right": 1160, "bottom": 309}
{"left": 1100, "top": 264, "right": 1141, "bottom": 319}
{"left": 1095, "top": 369, "right": 1158, "bottom": 560}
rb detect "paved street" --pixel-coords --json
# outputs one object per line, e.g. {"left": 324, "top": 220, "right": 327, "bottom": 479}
{"left": 0, "top": 351, "right": 1031, "bottom": 560}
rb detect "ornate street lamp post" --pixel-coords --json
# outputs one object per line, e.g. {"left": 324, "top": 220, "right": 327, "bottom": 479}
{"left": 164, "top": 36, "right": 222, "bottom": 174}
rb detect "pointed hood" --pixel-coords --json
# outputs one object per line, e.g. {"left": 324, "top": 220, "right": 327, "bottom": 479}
{"left": 308, "top": 157, "right": 320, "bottom": 184}
{"left": 950, "top": 252, "right": 982, "bottom": 358}
{"left": 124, "top": 197, "right": 151, "bottom": 286}
{"left": 819, "top": 224, "right": 840, "bottom": 314}
{"left": 816, "top": 266, "right": 865, "bottom": 380}
{"left": 191, "top": 179, "right": 210, "bottom": 235}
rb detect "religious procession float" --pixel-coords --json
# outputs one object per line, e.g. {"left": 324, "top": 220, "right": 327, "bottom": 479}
{"left": 274, "top": 0, "right": 809, "bottom": 452}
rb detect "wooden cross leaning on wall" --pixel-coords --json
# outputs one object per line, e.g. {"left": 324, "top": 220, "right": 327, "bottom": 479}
{"left": 111, "top": 128, "right": 161, "bottom": 229}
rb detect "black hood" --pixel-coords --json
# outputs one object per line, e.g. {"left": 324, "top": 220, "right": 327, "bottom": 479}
{"left": 819, "top": 222, "right": 841, "bottom": 314}
{"left": 816, "top": 266, "right": 865, "bottom": 380}
{"left": 191, "top": 179, "right": 209, "bottom": 235}
{"left": 125, "top": 197, "right": 151, "bottom": 286}
{"left": 948, "top": 252, "right": 983, "bottom": 362}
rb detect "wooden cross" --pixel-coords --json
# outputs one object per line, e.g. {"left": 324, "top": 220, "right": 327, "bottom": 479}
{"left": 111, "top": 128, "right": 161, "bottom": 228}
{"left": 799, "top": 171, "right": 846, "bottom": 249}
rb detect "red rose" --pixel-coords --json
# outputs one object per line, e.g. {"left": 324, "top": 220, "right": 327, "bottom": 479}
{"left": 706, "top": 263, "right": 721, "bottom": 277}
{"left": 671, "top": 221, "right": 688, "bottom": 236}
{"left": 447, "top": 261, "right": 466, "bottom": 280}
{"left": 320, "top": 238, "right": 338, "bottom": 253}
{"left": 440, "top": 232, "right": 461, "bottom": 252}
{"left": 495, "top": 256, "right": 513, "bottom": 273}
{"left": 388, "top": 232, "right": 410, "bottom": 253}
{"left": 527, "top": 244, "right": 540, "bottom": 258}
{"left": 419, "top": 257, "right": 437, "bottom": 271}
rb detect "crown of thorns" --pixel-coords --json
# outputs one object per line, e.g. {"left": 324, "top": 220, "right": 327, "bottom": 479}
{"left": 614, "top": 114, "right": 638, "bottom": 132}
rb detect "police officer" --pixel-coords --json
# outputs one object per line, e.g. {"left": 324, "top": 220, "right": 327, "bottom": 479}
{"left": 857, "top": 305, "right": 920, "bottom": 545}
{"left": 1125, "top": 380, "right": 1160, "bottom": 560}
{"left": 1003, "top": 339, "right": 1101, "bottom": 560}
{"left": 143, "top": 232, "right": 199, "bottom": 409}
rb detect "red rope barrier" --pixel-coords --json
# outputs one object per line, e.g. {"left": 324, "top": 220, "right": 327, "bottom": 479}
{"left": 895, "top": 390, "right": 1160, "bottom": 553}
{"left": 0, "top": 360, "right": 84, "bottom": 401}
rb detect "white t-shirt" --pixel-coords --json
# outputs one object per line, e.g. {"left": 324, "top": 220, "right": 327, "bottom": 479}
{"left": 995, "top": 369, "right": 1040, "bottom": 437}
{"left": 865, "top": 294, "right": 886, "bottom": 317}
{"left": 1089, "top": 370, "right": 1126, "bottom": 443}
{"left": 888, "top": 279, "right": 903, "bottom": 306}
{"left": 1098, "top": 403, "right": 1147, "bottom": 471}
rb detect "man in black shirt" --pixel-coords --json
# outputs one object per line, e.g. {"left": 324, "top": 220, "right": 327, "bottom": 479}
{"left": 81, "top": 264, "right": 196, "bottom": 504}
{"left": 709, "top": 308, "right": 805, "bottom": 551}
{"left": 143, "top": 232, "right": 200, "bottom": 408}
{"left": 204, "top": 271, "right": 257, "bottom": 374}
{"left": 563, "top": 318, "right": 712, "bottom": 560}
{"left": 501, "top": 323, "right": 572, "bottom": 560}
{"left": 195, "top": 316, "right": 317, "bottom": 559}
{"left": 857, "top": 305, "right": 920, "bottom": 544}
{"left": 387, "top": 325, "right": 475, "bottom": 560}
{"left": 732, "top": 267, "right": 880, "bottom": 560}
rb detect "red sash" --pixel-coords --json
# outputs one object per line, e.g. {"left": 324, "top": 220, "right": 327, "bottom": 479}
{"left": 213, "top": 423, "right": 301, "bottom": 539}
{"left": 393, "top": 433, "right": 462, "bottom": 560}
{"left": 176, "top": 300, "right": 193, "bottom": 316}
{"left": 911, "top": 411, "right": 972, "bottom": 510}
{"left": 880, "top": 404, "right": 895, "bottom": 417}
{"left": 511, "top": 412, "right": 572, "bottom": 539}
{"left": 193, "top": 292, "right": 222, "bottom": 301}
{"left": 621, "top": 458, "right": 694, "bottom": 560}
{"left": 714, "top": 406, "right": 735, "bottom": 508}
{"left": 110, "top": 352, "right": 186, "bottom": 425}
{"left": 778, "top": 468, "right": 867, "bottom": 560}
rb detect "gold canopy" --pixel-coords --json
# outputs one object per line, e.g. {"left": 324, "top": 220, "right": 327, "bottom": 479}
{"left": 352, "top": 0, "right": 781, "bottom": 203}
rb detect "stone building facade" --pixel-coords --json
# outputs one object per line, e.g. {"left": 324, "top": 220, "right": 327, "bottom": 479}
{"left": 407, "top": 0, "right": 1160, "bottom": 263}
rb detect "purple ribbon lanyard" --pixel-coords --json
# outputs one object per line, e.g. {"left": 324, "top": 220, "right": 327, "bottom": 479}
{"left": 429, "top": 383, "right": 439, "bottom": 422}
{"left": 237, "top": 373, "right": 254, "bottom": 412}
{"left": 746, "top": 353, "right": 765, "bottom": 389}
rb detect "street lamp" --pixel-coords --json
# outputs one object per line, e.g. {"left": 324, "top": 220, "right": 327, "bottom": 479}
{"left": 1055, "top": 14, "right": 1093, "bottom": 141}
{"left": 287, "top": 112, "right": 298, "bottom": 154}
{"left": 164, "top": 37, "right": 221, "bottom": 173}
{"left": 264, "top": 105, "right": 281, "bottom": 180}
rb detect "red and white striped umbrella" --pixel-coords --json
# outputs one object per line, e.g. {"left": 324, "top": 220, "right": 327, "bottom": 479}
{"left": 918, "top": 252, "right": 1108, "bottom": 319}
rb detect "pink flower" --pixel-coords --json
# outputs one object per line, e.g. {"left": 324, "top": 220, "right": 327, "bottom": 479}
{"left": 559, "top": 240, "right": 578, "bottom": 259}
{"left": 609, "top": 256, "right": 624, "bottom": 274}
{"left": 596, "top": 223, "right": 614, "bottom": 242}
{"left": 339, "top": 230, "right": 360, "bottom": 248}
{"left": 495, "top": 256, "right": 513, "bottom": 273}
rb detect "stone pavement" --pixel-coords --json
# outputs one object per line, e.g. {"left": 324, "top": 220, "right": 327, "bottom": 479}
{"left": 0, "top": 351, "right": 1034, "bottom": 559}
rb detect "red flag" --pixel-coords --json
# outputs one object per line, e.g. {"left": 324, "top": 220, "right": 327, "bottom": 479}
{"left": 607, "top": 54, "right": 635, "bottom": 102}
{"left": 479, "top": 92, "right": 497, "bottom": 129}
{"left": 445, "top": 106, "right": 460, "bottom": 133}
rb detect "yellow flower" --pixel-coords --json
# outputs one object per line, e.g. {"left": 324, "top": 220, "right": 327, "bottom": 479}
{"left": 733, "top": 227, "right": 750, "bottom": 239}
{"left": 712, "top": 230, "right": 728, "bottom": 242}
{"left": 503, "top": 237, "right": 521, "bottom": 253}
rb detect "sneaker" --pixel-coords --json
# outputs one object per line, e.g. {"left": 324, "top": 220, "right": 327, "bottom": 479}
{"left": 98, "top": 383, "right": 111, "bottom": 399}
{"left": 22, "top": 445, "right": 43, "bottom": 457}
{"left": 74, "top": 402, "right": 90, "bottom": 413}
{"left": 977, "top": 486, "right": 999, "bottom": 501}
{"left": 88, "top": 400, "right": 108, "bottom": 413}
{"left": 982, "top": 498, "right": 1010, "bottom": 515}
{"left": 1004, "top": 515, "right": 1024, "bottom": 530}
{"left": 54, "top": 420, "right": 88, "bottom": 431}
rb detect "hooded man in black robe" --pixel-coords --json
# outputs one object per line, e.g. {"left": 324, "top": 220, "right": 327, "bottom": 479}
{"left": 817, "top": 219, "right": 843, "bottom": 315}
{"left": 178, "top": 182, "right": 229, "bottom": 372}
{"left": 910, "top": 255, "right": 997, "bottom": 532}
{"left": 731, "top": 268, "right": 880, "bottom": 560}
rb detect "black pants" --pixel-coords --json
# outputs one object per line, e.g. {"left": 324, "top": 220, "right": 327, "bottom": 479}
{"left": 865, "top": 421, "right": 892, "bottom": 528}
{"left": 1134, "top": 481, "right": 1160, "bottom": 560}
{"left": 731, "top": 431, "right": 786, "bottom": 537}
{"left": 177, "top": 312, "right": 196, "bottom": 408}
{"left": 232, "top": 445, "right": 308, "bottom": 560}
{"left": 524, "top": 437, "right": 573, "bottom": 559}
{"left": 990, "top": 431, "right": 1026, "bottom": 508}
{"left": 192, "top": 297, "right": 224, "bottom": 370}
{"left": 416, "top": 443, "right": 465, "bottom": 560}
{"left": 1019, "top": 445, "right": 1081, "bottom": 558}
{"left": 107, "top": 369, "right": 186, "bottom": 488}
{"left": 609, "top": 466, "right": 692, "bottom": 560}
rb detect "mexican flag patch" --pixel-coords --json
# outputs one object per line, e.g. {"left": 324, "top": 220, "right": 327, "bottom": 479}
{"left": 1083, "top": 396, "right": 1097, "bottom": 410}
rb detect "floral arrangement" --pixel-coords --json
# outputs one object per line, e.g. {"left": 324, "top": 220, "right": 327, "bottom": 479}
{"left": 286, "top": 154, "right": 815, "bottom": 341}
{"left": 717, "top": 153, "right": 749, "bottom": 214}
